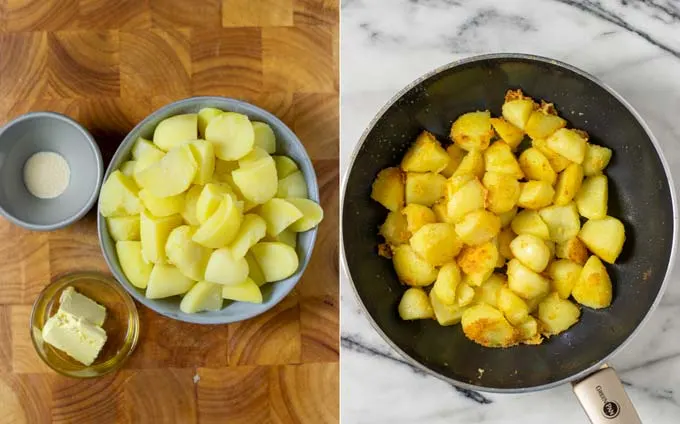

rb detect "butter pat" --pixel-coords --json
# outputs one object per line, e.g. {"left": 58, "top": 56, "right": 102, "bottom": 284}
{"left": 42, "top": 311, "right": 107, "bottom": 366}
{"left": 59, "top": 286, "right": 106, "bottom": 326}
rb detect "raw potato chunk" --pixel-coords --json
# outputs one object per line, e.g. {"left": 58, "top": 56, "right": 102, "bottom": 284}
{"left": 137, "top": 145, "right": 197, "bottom": 197}
{"left": 268, "top": 229, "right": 297, "bottom": 249}
{"left": 538, "top": 292, "right": 580, "bottom": 335}
{"left": 573, "top": 256, "right": 613, "bottom": 309}
{"left": 474, "top": 273, "right": 505, "bottom": 308}
{"left": 532, "top": 138, "right": 571, "bottom": 173}
{"left": 509, "top": 234, "right": 551, "bottom": 273}
{"left": 539, "top": 203, "right": 581, "bottom": 243}
{"left": 432, "top": 262, "right": 461, "bottom": 305}
{"left": 410, "top": 223, "right": 461, "bottom": 266}
{"left": 554, "top": 163, "right": 583, "bottom": 205}
{"left": 146, "top": 264, "right": 196, "bottom": 299}
{"left": 518, "top": 181, "right": 554, "bottom": 209}
{"left": 482, "top": 172, "right": 520, "bottom": 214}
{"left": 259, "top": 198, "right": 304, "bottom": 237}
{"left": 452, "top": 149, "right": 485, "bottom": 179}
{"left": 116, "top": 241, "right": 152, "bottom": 289}
{"left": 546, "top": 128, "right": 587, "bottom": 164}
{"left": 198, "top": 107, "right": 222, "bottom": 138}
{"left": 232, "top": 156, "right": 278, "bottom": 204}
{"left": 457, "top": 242, "right": 498, "bottom": 286}
{"left": 582, "top": 143, "right": 613, "bottom": 176}
{"left": 245, "top": 252, "right": 266, "bottom": 286}
{"left": 575, "top": 174, "right": 608, "bottom": 220}
{"left": 371, "top": 167, "right": 404, "bottom": 211}
{"left": 401, "top": 131, "right": 450, "bottom": 173}
{"left": 430, "top": 289, "right": 465, "bottom": 325}
{"left": 484, "top": 141, "right": 524, "bottom": 179}
{"left": 525, "top": 109, "right": 566, "bottom": 140}
{"left": 490, "top": 117, "right": 524, "bottom": 150}
{"left": 398, "top": 288, "right": 434, "bottom": 320}
{"left": 230, "top": 214, "right": 267, "bottom": 259}
{"left": 193, "top": 195, "right": 242, "bottom": 248}
{"left": 447, "top": 178, "right": 486, "bottom": 222}
{"left": 100, "top": 171, "right": 141, "bottom": 217}
{"left": 392, "top": 244, "right": 438, "bottom": 286}
{"left": 107, "top": 216, "right": 140, "bottom": 241}
{"left": 502, "top": 91, "right": 535, "bottom": 130}
{"left": 556, "top": 237, "right": 588, "bottom": 265}
{"left": 511, "top": 210, "right": 550, "bottom": 239}
{"left": 205, "top": 112, "right": 255, "bottom": 161}
{"left": 455, "top": 210, "right": 501, "bottom": 246}
{"left": 497, "top": 286, "right": 529, "bottom": 325}
{"left": 440, "top": 144, "right": 465, "bottom": 177}
{"left": 140, "top": 211, "right": 183, "bottom": 264}
{"left": 238, "top": 146, "right": 270, "bottom": 167}
{"left": 250, "top": 242, "right": 299, "bottom": 282}
{"left": 252, "top": 121, "right": 276, "bottom": 154}
{"left": 222, "top": 278, "right": 263, "bottom": 304}
{"left": 277, "top": 170, "right": 308, "bottom": 199}
{"left": 450, "top": 111, "right": 494, "bottom": 151}
{"left": 548, "top": 259, "right": 582, "bottom": 299}
{"left": 132, "top": 137, "right": 163, "bottom": 160}
{"left": 188, "top": 140, "right": 215, "bottom": 185}
{"left": 519, "top": 148, "right": 556, "bottom": 185}
{"left": 180, "top": 281, "right": 223, "bottom": 313}
{"left": 165, "top": 226, "right": 212, "bottom": 281}
{"left": 578, "top": 217, "right": 626, "bottom": 264}
{"left": 401, "top": 204, "right": 436, "bottom": 234}
{"left": 507, "top": 259, "right": 550, "bottom": 299}
{"left": 461, "top": 303, "right": 518, "bottom": 348}
{"left": 213, "top": 159, "right": 238, "bottom": 182}
{"left": 379, "top": 211, "right": 410, "bottom": 245}
{"left": 153, "top": 113, "right": 198, "bottom": 151}
{"left": 120, "top": 160, "right": 136, "bottom": 177}
{"left": 204, "top": 248, "right": 249, "bottom": 286}
{"left": 273, "top": 155, "right": 298, "bottom": 179}
{"left": 133, "top": 149, "right": 165, "bottom": 187}
{"left": 405, "top": 172, "right": 446, "bottom": 206}
{"left": 139, "top": 190, "right": 185, "bottom": 217}
{"left": 196, "top": 183, "right": 231, "bottom": 224}
{"left": 182, "top": 185, "right": 203, "bottom": 226}
{"left": 286, "top": 198, "right": 324, "bottom": 232}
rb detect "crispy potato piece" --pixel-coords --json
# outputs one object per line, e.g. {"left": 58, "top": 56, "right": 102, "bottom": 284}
{"left": 432, "top": 262, "right": 461, "bottom": 305}
{"left": 554, "top": 163, "right": 583, "bottom": 205}
{"left": 430, "top": 288, "right": 466, "bottom": 325}
{"left": 398, "top": 288, "right": 434, "bottom": 320}
{"left": 556, "top": 237, "right": 588, "bottom": 265}
{"left": 538, "top": 292, "right": 580, "bottom": 335}
{"left": 431, "top": 200, "right": 452, "bottom": 223}
{"left": 575, "top": 174, "right": 608, "bottom": 220}
{"left": 482, "top": 172, "right": 520, "bottom": 214}
{"left": 524, "top": 293, "right": 547, "bottom": 313}
{"left": 410, "top": 223, "right": 462, "bottom": 266}
{"left": 405, "top": 172, "right": 446, "bottom": 206}
{"left": 525, "top": 108, "right": 566, "bottom": 140}
{"left": 518, "top": 148, "right": 556, "bottom": 185}
{"left": 498, "top": 206, "right": 518, "bottom": 228}
{"left": 457, "top": 242, "right": 498, "bottom": 287}
{"left": 455, "top": 210, "right": 501, "bottom": 246}
{"left": 371, "top": 167, "right": 404, "bottom": 211}
{"left": 392, "top": 245, "right": 438, "bottom": 286}
{"left": 498, "top": 286, "right": 529, "bottom": 325}
{"left": 546, "top": 128, "right": 587, "bottom": 164}
{"left": 518, "top": 181, "right": 554, "bottom": 209}
{"left": 457, "top": 282, "right": 476, "bottom": 307}
{"left": 452, "top": 149, "right": 485, "bottom": 179}
{"left": 572, "top": 255, "right": 613, "bottom": 309}
{"left": 539, "top": 202, "right": 581, "bottom": 243}
{"left": 402, "top": 204, "right": 436, "bottom": 234}
{"left": 379, "top": 211, "right": 411, "bottom": 246}
{"left": 401, "top": 131, "right": 450, "bottom": 173}
{"left": 447, "top": 178, "right": 486, "bottom": 222}
{"left": 490, "top": 117, "right": 524, "bottom": 150}
{"left": 548, "top": 259, "right": 583, "bottom": 299}
{"left": 509, "top": 234, "right": 551, "bottom": 273}
{"left": 497, "top": 227, "right": 515, "bottom": 260}
{"left": 474, "top": 273, "right": 505, "bottom": 308}
{"left": 511, "top": 209, "right": 550, "bottom": 239}
{"left": 440, "top": 144, "right": 466, "bottom": 178}
{"left": 483, "top": 141, "right": 524, "bottom": 179}
{"left": 582, "top": 143, "right": 613, "bottom": 176}
{"left": 446, "top": 174, "right": 475, "bottom": 198}
{"left": 517, "top": 316, "right": 542, "bottom": 344}
{"left": 450, "top": 111, "right": 494, "bottom": 151}
{"left": 578, "top": 217, "right": 625, "bottom": 264}
{"left": 502, "top": 90, "right": 535, "bottom": 130}
{"left": 491, "top": 236, "right": 506, "bottom": 268}
{"left": 532, "top": 138, "right": 571, "bottom": 173}
{"left": 507, "top": 259, "right": 550, "bottom": 299}
{"left": 461, "top": 303, "right": 519, "bottom": 348}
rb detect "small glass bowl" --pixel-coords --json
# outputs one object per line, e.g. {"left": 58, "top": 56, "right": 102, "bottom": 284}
{"left": 30, "top": 272, "right": 140, "bottom": 378}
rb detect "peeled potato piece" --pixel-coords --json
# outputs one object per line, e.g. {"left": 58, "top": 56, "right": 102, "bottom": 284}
{"left": 205, "top": 112, "right": 255, "bottom": 161}
{"left": 452, "top": 149, "right": 485, "bottom": 179}
{"left": 286, "top": 198, "right": 324, "bottom": 232}
{"left": 404, "top": 172, "right": 446, "bottom": 206}
{"left": 379, "top": 211, "right": 410, "bottom": 246}
{"left": 136, "top": 145, "right": 197, "bottom": 198}
{"left": 181, "top": 185, "right": 203, "bottom": 226}
{"left": 278, "top": 170, "right": 309, "bottom": 199}
{"left": 582, "top": 143, "right": 613, "bottom": 176}
{"left": 575, "top": 174, "right": 608, "bottom": 220}
{"left": 401, "top": 204, "right": 436, "bottom": 234}
{"left": 484, "top": 141, "right": 523, "bottom": 179}
{"left": 498, "top": 206, "right": 518, "bottom": 228}
{"left": 120, "top": 160, "right": 136, "bottom": 177}
{"left": 490, "top": 117, "right": 524, "bottom": 150}
{"left": 539, "top": 202, "right": 581, "bottom": 243}
{"left": 230, "top": 214, "right": 267, "bottom": 259}
{"left": 538, "top": 292, "right": 580, "bottom": 335}
{"left": 196, "top": 183, "right": 231, "bottom": 224}
{"left": 450, "top": 111, "right": 494, "bottom": 151}
{"left": 502, "top": 93, "right": 534, "bottom": 130}
{"left": 132, "top": 137, "right": 163, "bottom": 160}
{"left": 250, "top": 242, "right": 299, "bottom": 282}
{"left": 430, "top": 288, "right": 466, "bottom": 326}
{"left": 518, "top": 180, "right": 554, "bottom": 209}
{"left": 474, "top": 273, "right": 505, "bottom": 308}
{"left": 273, "top": 155, "right": 298, "bottom": 179}
{"left": 572, "top": 255, "right": 613, "bottom": 309}
{"left": 100, "top": 170, "right": 141, "bottom": 217}
{"left": 133, "top": 149, "right": 165, "bottom": 187}
{"left": 447, "top": 178, "right": 486, "bottom": 222}
{"left": 509, "top": 234, "right": 551, "bottom": 273}
{"left": 525, "top": 109, "right": 566, "bottom": 140}
{"left": 108, "top": 215, "right": 140, "bottom": 241}
{"left": 518, "top": 148, "right": 556, "bottom": 185}
{"left": 187, "top": 140, "right": 215, "bottom": 185}
{"left": 546, "top": 128, "right": 587, "bottom": 164}
{"left": 456, "top": 282, "right": 476, "bottom": 307}
{"left": 238, "top": 146, "right": 270, "bottom": 168}
{"left": 454, "top": 210, "right": 500, "bottom": 246}
{"left": 252, "top": 121, "right": 276, "bottom": 154}
{"left": 140, "top": 211, "right": 183, "bottom": 264}
{"left": 517, "top": 316, "right": 541, "bottom": 344}
{"left": 139, "top": 189, "right": 185, "bottom": 218}
{"left": 553, "top": 163, "right": 583, "bottom": 206}
{"left": 116, "top": 241, "right": 152, "bottom": 289}
{"left": 271, "top": 229, "right": 297, "bottom": 249}
{"left": 222, "top": 278, "right": 263, "bottom": 304}
{"left": 511, "top": 210, "right": 550, "bottom": 240}
{"left": 232, "top": 156, "right": 278, "bottom": 204}
{"left": 401, "top": 131, "right": 450, "bottom": 173}
{"left": 204, "top": 248, "right": 249, "bottom": 286}
{"left": 198, "top": 107, "right": 222, "bottom": 138}
{"left": 153, "top": 114, "right": 198, "bottom": 151}
{"left": 410, "top": 223, "right": 462, "bottom": 266}
{"left": 432, "top": 262, "right": 461, "bottom": 305}
{"left": 165, "top": 226, "right": 212, "bottom": 281}
{"left": 556, "top": 237, "right": 588, "bottom": 265}
{"left": 180, "top": 281, "right": 223, "bottom": 313}
{"left": 392, "top": 244, "right": 437, "bottom": 287}
{"left": 482, "top": 172, "right": 520, "bottom": 214}
{"left": 146, "top": 264, "right": 196, "bottom": 300}
{"left": 457, "top": 241, "right": 498, "bottom": 285}
{"left": 507, "top": 259, "right": 550, "bottom": 299}
{"left": 461, "top": 303, "right": 518, "bottom": 348}
{"left": 548, "top": 259, "right": 582, "bottom": 299}
{"left": 578, "top": 216, "right": 625, "bottom": 264}
{"left": 193, "top": 194, "right": 242, "bottom": 248}
{"left": 398, "top": 288, "right": 434, "bottom": 320}
{"left": 497, "top": 286, "right": 529, "bottom": 326}
{"left": 259, "top": 198, "right": 304, "bottom": 237}
{"left": 245, "top": 252, "right": 266, "bottom": 286}
{"left": 440, "top": 144, "right": 466, "bottom": 178}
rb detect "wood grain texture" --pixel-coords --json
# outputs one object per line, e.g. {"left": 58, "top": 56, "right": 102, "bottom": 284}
{"left": 0, "top": 0, "right": 338, "bottom": 422}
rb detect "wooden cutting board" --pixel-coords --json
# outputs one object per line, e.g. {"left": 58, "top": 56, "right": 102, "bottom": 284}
{"left": 0, "top": 1, "right": 339, "bottom": 422}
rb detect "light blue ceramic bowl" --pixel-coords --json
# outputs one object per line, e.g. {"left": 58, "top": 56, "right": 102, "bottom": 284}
{"left": 97, "top": 97, "right": 319, "bottom": 324}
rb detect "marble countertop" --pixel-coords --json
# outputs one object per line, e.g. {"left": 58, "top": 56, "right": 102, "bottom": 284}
{"left": 340, "top": 0, "right": 680, "bottom": 423}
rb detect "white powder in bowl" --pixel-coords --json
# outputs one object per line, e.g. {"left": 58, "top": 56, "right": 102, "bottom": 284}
{"left": 23, "top": 152, "right": 71, "bottom": 199}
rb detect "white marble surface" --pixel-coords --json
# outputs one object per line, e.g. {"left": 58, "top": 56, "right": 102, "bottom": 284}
{"left": 340, "top": 0, "right": 680, "bottom": 423}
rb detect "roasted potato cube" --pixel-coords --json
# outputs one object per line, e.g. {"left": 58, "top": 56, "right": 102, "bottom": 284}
{"left": 546, "top": 128, "right": 587, "bottom": 164}
{"left": 446, "top": 174, "right": 475, "bottom": 198}
{"left": 482, "top": 172, "right": 520, "bottom": 214}
{"left": 498, "top": 206, "right": 518, "bottom": 228}
{"left": 525, "top": 109, "right": 566, "bottom": 140}
{"left": 405, "top": 172, "right": 446, "bottom": 206}
{"left": 517, "top": 317, "right": 542, "bottom": 344}
{"left": 410, "top": 223, "right": 462, "bottom": 266}
{"left": 440, "top": 144, "right": 466, "bottom": 178}
{"left": 538, "top": 292, "right": 580, "bottom": 335}
{"left": 575, "top": 174, "right": 608, "bottom": 220}
{"left": 518, "top": 148, "right": 556, "bottom": 185}
{"left": 539, "top": 202, "right": 581, "bottom": 243}
{"left": 556, "top": 237, "right": 588, "bottom": 265}
{"left": 455, "top": 210, "right": 501, "bottom": 246}
{"left": 392, "top": 245, "right": 438, "bottom": 286}
{"left": 532, "top": 138, "right": 571, "bottom": 173}
{"left": 572, "top": 255, "right": 613, "bottom": 309}
{"left": 491, "top": 236, "right": 506, "bottom": 268}
{"left": 497, "top": 227, "right": 515, "bottom": 260}
{"left": 461, "top": 303, "right": 519, "bottom": 348}
{"left": 483, "top": 141, "right": 524, "bottom": 179}
{"left": 474, "top": 273, "right": 505, "bottom": 307}
{"left": 450, "top": 111, "right": 494, "bottom": 151}
{"left": 402, "top": 204, "right": 436, "bottom": 234}
{"left": 511, "top": 209, "right": 550, "bottom": 239}
{"left": 553, "top": 163, "right": 583, "bottom": 206}
{"left": 462, "top": 269, "right": 493, "bottom": 288}
{"left": 582, "top": 143, "right": 613, "bottom": 176}
{"left": 457, "top": 241, "right": 498, "bottom": 285}
{"left": 430, "top": 288, "right": 466, "bottom": 326}
{"left": 502, "top": 92, "right": 535, "bottom": 130}
{"left": 371, "top": 167, "right": 405, "bottom": 211}
{"left": 490, "top": 117, "right": 524, "bottom": 150}
{"left": 401, "top": 131, "right": 450, "bottom": 173}
{"left": 548, "top": 259, "right": 583, "bottom": 299}
{"left": 398, "top": 288, "right": 434, "bottom": 320}
{"left": 518, "top": 181, "right": 554, "bottom": 209}
{"left": 456, "top": 282, "right": 476, "bottom": 307}
{"left": 452, "top": 149, "right": 485, "bottom": 179}
{"left": 431, "top": 200, "right": 452, "bottom": 223}
{"left": 524, "top": 293, "right": 547, "bottom": 313}
{"left": 447, "top": 178, "right": 486, "bottom": 222}
{"left": 497, "top": 286, "right": 529, "bottom": 325}
{"left": 432, "top": 262, "right": 461, "bottom": 305}
{"left": 509, "top": 234, "right": 551, "bottom": 273}
{"left": 507, "top": 259, "right": 550, "bottom": 299}
{"left": 578, "top": 217, "right": 625, "bottom": 264}
{"left": 379, "top": 211, "right": 411, "bottom": 246}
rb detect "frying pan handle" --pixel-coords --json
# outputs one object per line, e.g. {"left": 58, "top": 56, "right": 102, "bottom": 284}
{"left": 572, "top": 365, "right": 641, "bottom": 424}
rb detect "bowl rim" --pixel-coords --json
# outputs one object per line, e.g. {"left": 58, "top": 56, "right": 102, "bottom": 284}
{"left": 0, "top": 111, "right": 104, "bottom": 231}
{"left": 97, "top": 96, "right": 320, "bottom": 325}
{"left": 340, "top": 52, "right": 679, "bottom": 393}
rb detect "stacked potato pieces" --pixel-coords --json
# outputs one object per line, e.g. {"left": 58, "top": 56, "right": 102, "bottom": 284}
{"left": 371, "top": 89, "right": 624, "bottom": 348}
{"left": 100, "top": 108, "right": 323, "bottom": 314}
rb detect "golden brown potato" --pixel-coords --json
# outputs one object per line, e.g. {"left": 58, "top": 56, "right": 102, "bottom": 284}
{"left": 392, "top": 245, "right": 438, "bottom": 286}
{"left": 578, "top": 216, "right": 625, "bottom": 264}
{"left": 517, "top": 316, "right": 542, "bottom": 344}
{"left": 582, "top": 143, "right": 613, "bottom": 176}
{"left": 440, "top": 144, "right": 466, "bottom": 178}
{"left": 519, "top": 148, "right": 556, "bottom": 185}
{"left": 572, "top": 255, "right": 613, "bottom": 309}
{"left": 455, "top": 210, "right": 501, "bottom": 246}
{"left": 430, "top": 288, "right": 466, "bottom": 326}
{"left": 450, "top": 111, "right": 494, "bottom": 151}
{"left": 482, "top": 172, "right": 520, "bottom": 214}
{"left": 556, "top": 237, "right": 588, "bottom": 265}
{"left": 498, "top": 206, "right": 518, "bottom": 228}
{"left": 461, "top": 303, "right": 519, "bottom": 348}
{"left": 553, "top": 163, "right": 583, "bottom": 205}
{"left": 456, "top": 282, "right": 476, "bottom": 307}
{"left": 410, "top": 223, "right": 462, "bottom": 266}
{"left": 474, "top": 273, "right": 505, "bottom": 307}
{"left": 401, "top": 131, "right": 450, "bottom": 173}
{"left": 507, "top": 259, "right": 550, "bottom": 299}
{"left": 398, "top": 288, "right": 434, "bottom": 320}
{"left": 497, "top": 286, "right": 529, "bottom": 326}
{"left": 497, "top": 227, "right": 515, "bottom": 260}
{"left": 502, "top": 90, "right": 535, "bottom": 130}
{"left": 379, "top": 211, "right": 411, "bottom": 245}
{"left": 511, "top": 209, "right": 550, "bottom": 240}
{"left": 538, "top": 292, "right": 580, "bottom": 336}
{"left": 518, "top": 180, "right": 554, "bottom": 209}
{"left": 431, "top": 200, "right": 452, "bottom": 223}
{"left": 447, "top": 178, "right": 486, "bottom": 222}
{"left": 452, "top": 149, "right": 485, "bottom": 179}
{"left": 538, "top": 202, "right": 580, "bottom": 243}
{"left": 457, "top": 242, "right": 498, "bottom": 287}
{"left": 546, "top": 128, "right": 587, "bottom": 164}
{"left": 532, "top": 138, "right": 571, "bottom": 173}
{"left": 483, "top": 141, "right": 524, "bottom": 179}
{"left": 575, "top": 174, "right": 608, "bottom": 220}
{"left": 432, "top": 262, "right": 461, "bottom": 305}
{"left": 446, "top": 174, "right": 475, "bottom": 198}
{"left": 525, "top": 108, "right": 566, "bottom": 140}
{"left": 548, "top": 259, "right": 583, "bottom": 299}
{"left": 405, "top": 172, "right": 446, "bottom": 206}
{"left": 490, "top": 117, "right": 524, "bottom": 150}
{"left": 401, "top": 204, "right": 436, "bottom": 234}
{"left": 371, "top": 167, "right": 404, "bottom": 211}
{"left": 509, "top": 234, "right": 551, "bottom": 273}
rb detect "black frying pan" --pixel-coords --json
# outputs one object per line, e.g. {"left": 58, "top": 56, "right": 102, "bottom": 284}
{"left": 341, "top": 54, "right": 678, "bottom": 423}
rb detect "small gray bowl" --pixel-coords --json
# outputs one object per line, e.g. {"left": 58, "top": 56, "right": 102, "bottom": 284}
{"left": 97, "top": 97, "right": 320, "bottom": 325}
{"left": 0, "top": 112, "right": 103, "bottom": 231}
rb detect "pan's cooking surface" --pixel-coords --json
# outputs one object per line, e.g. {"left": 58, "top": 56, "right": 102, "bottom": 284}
{"left": 342, "top": 55, "right": 675, "bottom": 390}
